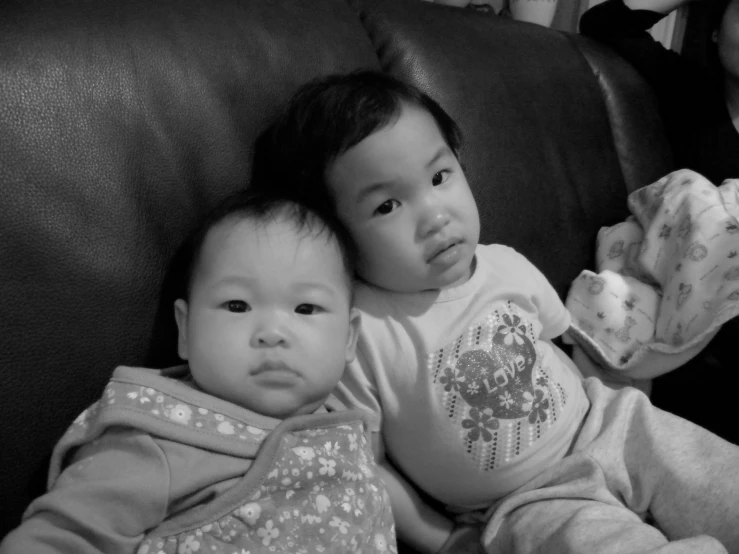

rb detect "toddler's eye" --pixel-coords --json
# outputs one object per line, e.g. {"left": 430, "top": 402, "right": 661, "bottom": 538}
{"left": 375, "top": 199, "right": 400, "bottom": 216}
{"left": 432, "top": 170, "right": 450, "bottom": 186}
{"left": 295, "top": 304, "right": 319, "bottom": 315}
{"left": 226, "top": 300, "right": 249, "bottom": 313}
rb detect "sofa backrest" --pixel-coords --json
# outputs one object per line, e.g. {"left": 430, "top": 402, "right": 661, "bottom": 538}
{"left": 0, "top": 0, "right": 672, "bottom": 537}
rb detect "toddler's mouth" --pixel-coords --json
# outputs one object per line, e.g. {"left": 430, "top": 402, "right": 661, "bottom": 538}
{"left": 427, "top": 238, "right": 462, "bottom": 263}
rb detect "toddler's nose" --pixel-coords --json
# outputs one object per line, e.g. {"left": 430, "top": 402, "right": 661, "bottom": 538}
{"left": 419, "top": 207, "right": 451, "bottom": 238}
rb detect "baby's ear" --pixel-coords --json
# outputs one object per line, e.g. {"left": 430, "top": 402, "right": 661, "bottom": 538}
{"left": 173, "top": 299, "right": 190, "bottom": 360}
{"left": 345, "top": 308, "right": 361, "bottom": 364}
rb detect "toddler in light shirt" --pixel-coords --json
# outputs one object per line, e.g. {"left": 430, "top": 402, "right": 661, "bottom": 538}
{"left": 254, "top": 70, "right": 739, "bottom": 554}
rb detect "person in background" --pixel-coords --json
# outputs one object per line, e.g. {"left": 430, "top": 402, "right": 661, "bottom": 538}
{"left": 580, "top": 0, "right": 739, "bottom": 445}
{"left": 0, "top": 192, "right": 397, "bottom": 554}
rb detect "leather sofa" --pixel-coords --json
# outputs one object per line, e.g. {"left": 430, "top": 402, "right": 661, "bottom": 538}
{"left": 0, "top": 0, "right": 676, "bottom": 542}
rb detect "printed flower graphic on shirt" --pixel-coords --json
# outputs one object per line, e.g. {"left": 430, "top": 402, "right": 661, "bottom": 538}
{"left": 439, "top": 367, "right": 460, "bottom": 392}
{"left": 168, "top": 404, "right": 192, "bottom": 425}
{"left": 522, "top": 389, "right": 549, "bottom": 424}
{"left": 292, "top": 446, "right": 316, "bottom": 461}
{"left": 178, "top": 535, "right": 200, "bottom": 553}
{"left": 257, "top": 520, "right": 279, "bottom": 546}
{"left": 496, "top": 314, "right": 526, "bottom": 346}
{"left": 324, "top": 441, "right": 340, "bottom": 456}
{"left": 461, "top": 408, "right": 499, "bottom": 442}
{"left": 498, "top": 391, "right": 514, "bottom": 409}
{"left": 374, "top": 533, "right": 389, "bottom": 551}
{"left": 319, "top": 457, "right": 336, "bottom": 477}
{"left": 217, "top": 421, "right": 235, "bottom": 435}
{"left": 329, "top": 516, "right": 350, "bottom": 534}
{"left": 238, "top": 502, "right": 262, "bottom": 525}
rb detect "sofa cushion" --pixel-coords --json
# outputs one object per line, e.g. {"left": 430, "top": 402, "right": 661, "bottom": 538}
{"left": 0, "top": 0, "right": 672, "bottom": 539}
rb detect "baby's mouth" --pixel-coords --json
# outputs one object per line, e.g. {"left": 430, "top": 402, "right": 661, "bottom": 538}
{"left": 250, "top": 361, "right": 298, "bottom": 376}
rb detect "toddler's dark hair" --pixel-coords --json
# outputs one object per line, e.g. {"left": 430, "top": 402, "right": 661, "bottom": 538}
{"left": 177, "top": 191, "right": 356, "bottom": 300}
{"left": 252, "top": 70, "right": 463, "bottom": 213}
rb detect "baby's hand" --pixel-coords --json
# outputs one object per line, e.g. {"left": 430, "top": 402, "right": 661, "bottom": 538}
{"left": 437, "top": 524, "right": 485, "bottom": 554}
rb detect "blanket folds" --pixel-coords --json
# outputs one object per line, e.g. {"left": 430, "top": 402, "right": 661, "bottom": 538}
{"left": 565, "top": 169, "right": 739, "bottom": 380}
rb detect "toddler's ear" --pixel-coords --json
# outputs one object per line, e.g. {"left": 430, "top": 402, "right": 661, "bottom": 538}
{"left": 174, "top": 299, "right": 190, "bottom": 360}
{"left": 345, "top": 308, "right": 361, "bottom": 363}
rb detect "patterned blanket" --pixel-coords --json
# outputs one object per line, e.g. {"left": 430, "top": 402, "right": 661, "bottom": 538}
{"left": 565, "top": 169, "right": 739, "bottom": 382}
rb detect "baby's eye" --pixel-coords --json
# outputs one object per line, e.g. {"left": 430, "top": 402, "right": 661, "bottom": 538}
{"left": 432, "top": 170, "right": 450, "bottom": 186}
{"left": 374, "top": 199, "right": 400, "bottom": 216}
{"left": 295, "top": 304, "right": 320, "bottom": 315}
{"left": 226, "top": 300, "right": 249, "bottom": 313}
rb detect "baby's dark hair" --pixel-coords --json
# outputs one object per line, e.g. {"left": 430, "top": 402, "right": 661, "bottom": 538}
{"left": 252, "top": 70, "right": 463, "bottom": 212}
{"left": 177, "top": 191, "right": 356, "bottom": 300}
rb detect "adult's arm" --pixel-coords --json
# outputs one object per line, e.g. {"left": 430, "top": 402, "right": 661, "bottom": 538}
{"left": 580, "top": 0, "right": 708, "bottom": 95}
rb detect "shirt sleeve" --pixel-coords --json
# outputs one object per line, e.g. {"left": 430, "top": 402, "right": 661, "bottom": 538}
{"left": 0, "top": 428, "right": 170, "bottom": 554}
{"left": 494, "top": 245, "right": 571, "bottom": 340}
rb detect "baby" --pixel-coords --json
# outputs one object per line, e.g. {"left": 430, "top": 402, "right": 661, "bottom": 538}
{"left": 254, "top": 70, "right": 739, "bottom": 554}
{"left": 0, "top": 192, "right": 397, "bottom": 554}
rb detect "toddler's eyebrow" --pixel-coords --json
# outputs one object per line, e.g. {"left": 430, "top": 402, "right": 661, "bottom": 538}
{"left": 425, "top": 145, "right": 451, "bottom": 169}
{"left": 355, "top": 182, "right": 393, "bottom": 205}
{"left": 354, "top": 146, "right": 452, "bottom": 206}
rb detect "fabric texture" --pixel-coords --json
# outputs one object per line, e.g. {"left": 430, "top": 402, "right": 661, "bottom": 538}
{"left": 580, "top": 0, "right": 739, "bottom": 445}
{"left": 0, "top": 366, "right": 396, "bottom": 554}
{"left": 334, "top": 245, "right": 589, "bottom": 510}
{"left": 481, "top": 377, "right": 739, "bottom": 554}
{"left": 565, "top": 169, "right": 739, "bottom": 380}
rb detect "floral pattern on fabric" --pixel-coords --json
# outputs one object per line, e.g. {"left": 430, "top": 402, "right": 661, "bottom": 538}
{"left": 431, "top": 301, "right": 567, "bottom": 471}
{"left": 71, "top": 381, "right": 269, "bottom": 444}
{"left": 566, "top": 169, "right": 739, "bottom": 376}
{"left": 136, "top": 422, "right": 396, "bottom": 554}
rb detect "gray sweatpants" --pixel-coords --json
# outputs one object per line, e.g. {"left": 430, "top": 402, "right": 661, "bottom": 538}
{"left": 482, "top": 377, "right": 737, "bottom": 554}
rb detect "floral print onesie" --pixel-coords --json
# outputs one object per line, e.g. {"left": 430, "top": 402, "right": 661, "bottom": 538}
{"left": 5, "top": 366, "right": 396, "bottom": 554}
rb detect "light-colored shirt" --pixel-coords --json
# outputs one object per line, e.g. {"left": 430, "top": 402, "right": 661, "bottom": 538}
{"left": 335, "top": 244, "right": 589, "bottom": 509}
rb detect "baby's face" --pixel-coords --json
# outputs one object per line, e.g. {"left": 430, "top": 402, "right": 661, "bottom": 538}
{"left": 175, "top": 215, "right": 359, "bottom": 419}
{"left": 326, "top": 103, "right": 480, "bottom": 293}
